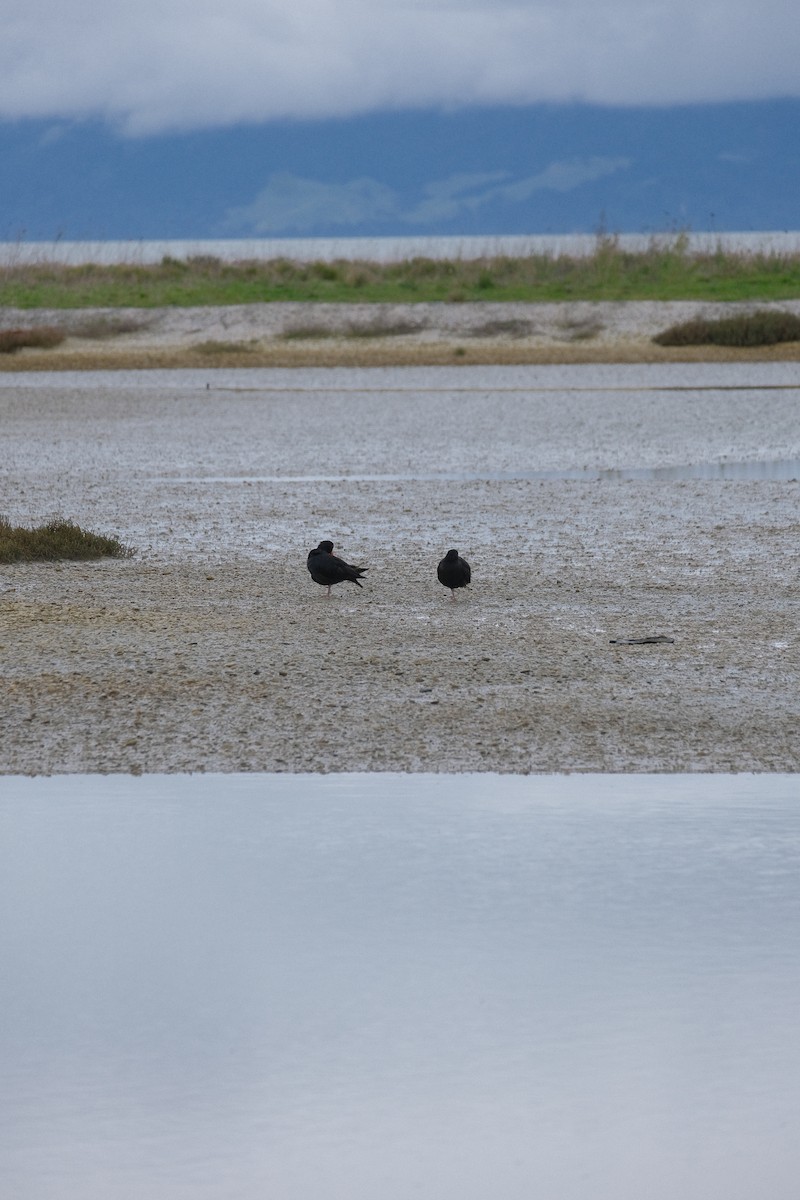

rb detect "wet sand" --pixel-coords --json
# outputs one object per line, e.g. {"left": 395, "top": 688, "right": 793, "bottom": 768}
{"left": 1, "top": 349, "right": 799, "bottom": 776}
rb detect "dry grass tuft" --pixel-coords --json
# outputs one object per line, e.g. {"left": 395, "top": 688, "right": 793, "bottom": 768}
{"left": 282, "top": 317, "right": 427, "bottom": 340}
{"left": 0, "top": 517, "right": 133, "bottom": 563}
{"left": 555, "top": 316, "right": 606, "bottom": 342}
{"left": 66, "top": 315, "right": 150, "bottom": 339}
{"left": 193, "top": 339, "right": 260, "bottom": 355}
{"left": 654, "top": 309, "right": 800, "bottom": 347}
{"left": 280, "top": 324, "right": 339, "bottom": 341}
{"left": 344, "top": 317, "right": 426, "bottom": 339}
{"left": 0, "top": 326, "right": 65, "bottom": 353}
{"left": 468, "top": 318, "right": 536, "bottom": 339}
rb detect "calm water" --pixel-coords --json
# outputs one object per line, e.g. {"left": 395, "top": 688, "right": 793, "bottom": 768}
{"left": 2, "top": 231, "right": 800, "bottom": 264}
{"left": 2, "top": 772, "right": 799, "bottom": 1200}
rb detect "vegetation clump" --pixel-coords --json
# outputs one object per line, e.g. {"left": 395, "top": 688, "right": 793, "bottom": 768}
{"left": 0, "top": 518, "right": 133, "bottom": 563}
{"left": 67, "top": 315, "right": 149, "bottom": 339}
{"left": 468, "top": 318, "right": 536, "bottom": 338}
{"left": 0, "top": 326, "right": 65, "bottom": 353}
{"left": 0, "top": 317, "right": 147, "bottom": 353}
{"left": 344, "top": 318, "right": 426, "bottom": 338}
{"left": 281, "top": 323, "right": 338, "bottom": 341}
{"left": 281, "top": 317, "right": 426, "bottom": 340}
{"left": 194, "top": 339, "right": 259, "bottom": 355}
{"left": 653, "top": 309, "right": 800, "bottom": 347}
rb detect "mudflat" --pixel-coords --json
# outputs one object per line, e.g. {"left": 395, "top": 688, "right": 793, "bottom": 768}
{"left": 1, "top": 352, "right": 799, "bottom": 776}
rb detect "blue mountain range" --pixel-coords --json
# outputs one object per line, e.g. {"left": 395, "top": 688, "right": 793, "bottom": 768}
{"left": 1, "top": 100, "right": 798, "bottom": 241}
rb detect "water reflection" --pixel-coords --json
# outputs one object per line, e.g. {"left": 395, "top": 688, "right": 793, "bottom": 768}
{"left": 1, "top": 772, "right": 799, "bottom": 1200}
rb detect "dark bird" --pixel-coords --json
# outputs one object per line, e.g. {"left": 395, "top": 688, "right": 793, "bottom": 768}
{"left": 307, "top": 540, "right": 368, "bottom": 596}
{"left": 437, "top": 548, "right": 471, "bottom": 599}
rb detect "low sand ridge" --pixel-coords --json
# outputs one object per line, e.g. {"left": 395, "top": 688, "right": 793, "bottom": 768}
{"left": 3, "top": 299, "right": 800, "bottom": 369}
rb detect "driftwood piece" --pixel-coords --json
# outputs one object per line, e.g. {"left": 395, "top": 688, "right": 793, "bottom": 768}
{"left": 609, "top": 635, "right": 675, "bottom": 645}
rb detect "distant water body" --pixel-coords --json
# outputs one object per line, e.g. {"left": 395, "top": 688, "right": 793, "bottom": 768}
{"left": 2, "top": 230, "right": 800, "bottom": 265}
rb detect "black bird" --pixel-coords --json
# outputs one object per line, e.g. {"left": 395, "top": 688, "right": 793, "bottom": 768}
{"left": 307, "top": 540, "right": 368, "bottom": 596}
{"left": 437, "top": 548, "right": 471, "bottom": 599}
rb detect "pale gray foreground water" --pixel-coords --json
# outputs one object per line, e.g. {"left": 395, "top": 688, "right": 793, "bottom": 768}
{"left": 1, "top": 773, "right": 799, "bottom": 1200}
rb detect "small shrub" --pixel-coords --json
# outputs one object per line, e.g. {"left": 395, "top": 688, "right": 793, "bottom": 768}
{"left": 343, "top": 267, "right": 373, "bottom": 289}
{"left": 0, "top": 518, "right": 133, "bottom": 563}
{"left": 345, "top": 318, "right": 426, "bottom": 339}
{"left": 0, "top": 326, "right": 65, "bottom": 353}
{"left": 67, "top": 315, "right": 149, "bottom": 339}
{"left": 161, "top": 255, "right": 188, "bottom": 271}
{"left": 193, "top": 339, "right": 258, "bottom": 355}
{"left": 271, "top": 257, "right": 297, "bottom": 278}
{"left": 469, "top": 318, "right": 535, "bottom": 339}
{"left": 406, "top": 257, "right": 440, "bottom": 278}
{"left": 654, "top": 309, "right": 800, "bottom": 347}
{"left": 185, "top": 255, "right": 222, "bottom": 270}
{"left": 557, "top": 316, "right": 605, "bottom": 342}
{"left": 280, "top": 324, "right": 337, "bottom": 341}
{"left": 312, "top": 262, "right": 340, "bottom": 281}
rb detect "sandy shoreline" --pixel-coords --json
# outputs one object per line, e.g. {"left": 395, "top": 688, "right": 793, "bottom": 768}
{"left": 2, "top": 340, "right": 799, "bottom": 777}
{"left": 3, "top": 298, "right": 800, "bottom": 369}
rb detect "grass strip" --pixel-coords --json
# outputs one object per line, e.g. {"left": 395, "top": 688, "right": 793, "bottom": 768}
{"left": 2, "top": 236, "right": 800, "bottom": 307}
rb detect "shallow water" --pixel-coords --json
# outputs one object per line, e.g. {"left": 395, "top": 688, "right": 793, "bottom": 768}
{"left": 2, "top": 772, "right": 799, "bottom": 1200}
{"left": 3, "top": 358, "right": 800, "bottom": 393}
{"left": 5, "top": 362, "right": 798, "bottom": 539}
{"left": 168, "top": 457, "right": 800, "bottom": 483}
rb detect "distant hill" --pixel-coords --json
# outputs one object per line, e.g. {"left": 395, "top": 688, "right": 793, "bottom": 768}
{"left": 2, "top": 100, "right": 798, "bottom": 241}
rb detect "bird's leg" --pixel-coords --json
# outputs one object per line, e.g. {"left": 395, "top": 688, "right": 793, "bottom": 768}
{"left": 451, "top": 589, "right": 457, "bottom": 601}
{"left": 326, "top": 585, "right": 332, "bottom": 597}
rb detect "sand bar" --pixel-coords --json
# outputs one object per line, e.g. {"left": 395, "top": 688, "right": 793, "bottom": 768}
{"left": 2, "top": 299, "right": 800, "bottom": 369}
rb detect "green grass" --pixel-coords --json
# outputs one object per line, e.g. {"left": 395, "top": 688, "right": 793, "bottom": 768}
{"left": 1, "top": 235, "right": 799, "bottom": 307}
{"left": 653, "top": 309, "right": 800, "bottom": 347}
{"left": 0, "top": 518, "right": 133, "bottom": 563}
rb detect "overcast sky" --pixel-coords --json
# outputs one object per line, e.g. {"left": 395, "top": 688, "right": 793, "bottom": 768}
{"left": 2, "top": 0, "right": 799, "bottom": 136}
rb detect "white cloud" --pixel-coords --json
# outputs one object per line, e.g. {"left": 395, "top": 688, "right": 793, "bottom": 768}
{"left": 499, "top": 157, "right": 631, "bottom": 198}
{"left": 225, "top": 173, "right": 399, "bottom": 233}
{"left": 403, "top": 173, "right": 512, "bottom": 224}
{"left": 225, "top": 159, "right": 631, "bottom": 232}
{"left": 0, "top": 0, "right": 798, "bottom": 135}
